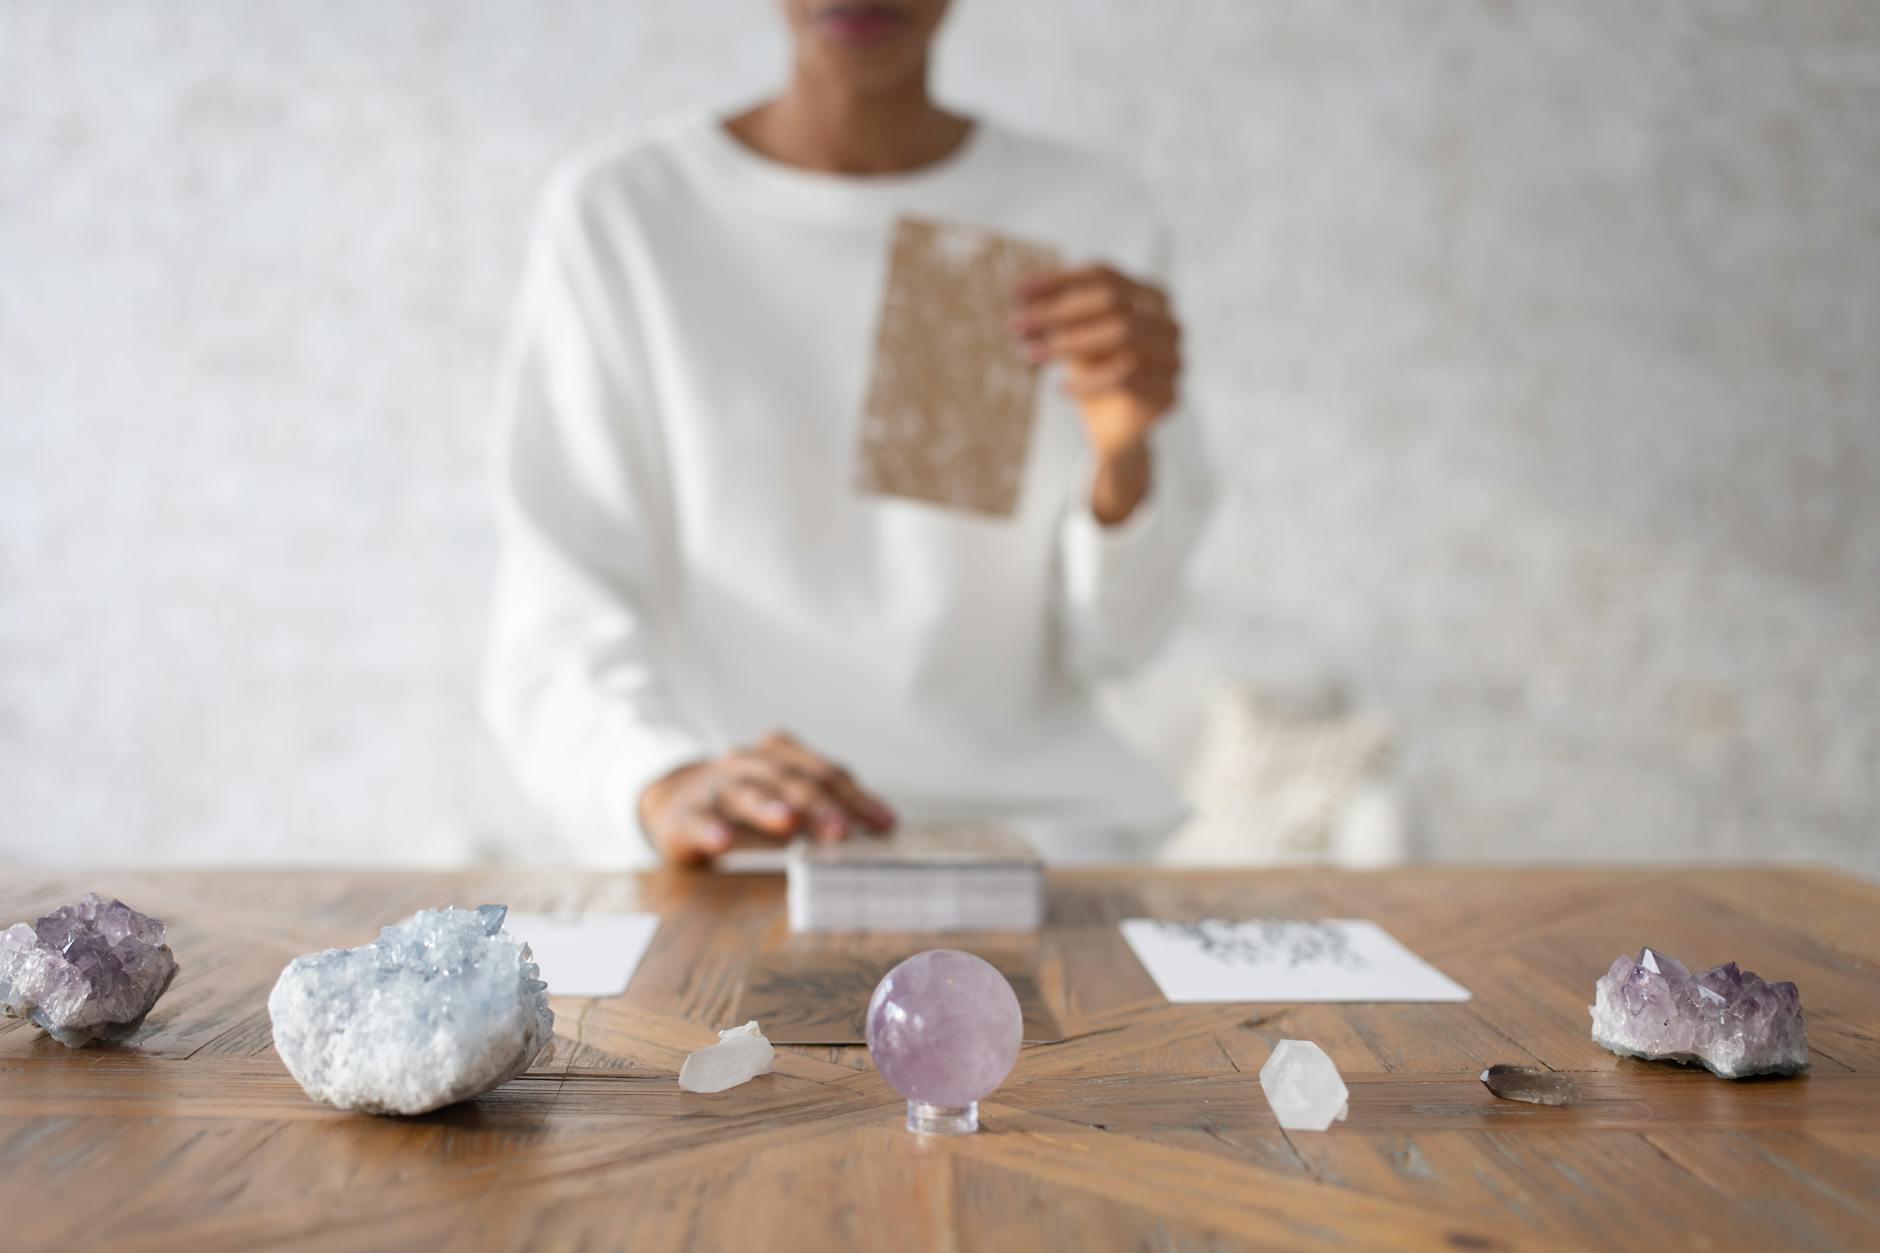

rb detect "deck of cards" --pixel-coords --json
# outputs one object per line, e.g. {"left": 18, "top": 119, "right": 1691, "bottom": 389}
{"left": 786, "top": 822, "right": 1045, "bottom": 932}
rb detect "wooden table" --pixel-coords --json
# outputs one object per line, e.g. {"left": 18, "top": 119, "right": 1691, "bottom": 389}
{"left": 3, "top": 867, "right": 1877, "bottom": 1251}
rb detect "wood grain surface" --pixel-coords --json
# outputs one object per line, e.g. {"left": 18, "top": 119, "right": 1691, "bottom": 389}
{"left": 2, "top": 866, "right": 1876, "bottom": 1251}
{"left": 737, "top": 945, "right": 1063, "bottom": 1044}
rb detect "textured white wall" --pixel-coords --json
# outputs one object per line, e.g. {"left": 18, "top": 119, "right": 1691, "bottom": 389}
{"left": 3, "top": 1, "right": 1875, "bottom": 871}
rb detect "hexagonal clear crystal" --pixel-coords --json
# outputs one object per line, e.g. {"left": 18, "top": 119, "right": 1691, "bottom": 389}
{"left": 1259, "top": 1038, "right": 1349, "bottom": 1131}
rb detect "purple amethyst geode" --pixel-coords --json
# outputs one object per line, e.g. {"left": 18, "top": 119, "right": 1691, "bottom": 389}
{"left": 1590, "top": 946, "right": 1806, "bottom": 1078}
{"left": 0, "top": 894, "right": 179, "bottom": 1047}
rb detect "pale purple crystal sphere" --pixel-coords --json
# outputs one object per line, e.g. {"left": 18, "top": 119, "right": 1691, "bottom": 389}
{"left": 866, "top": 949, "right": 1022, "bottom": 1109}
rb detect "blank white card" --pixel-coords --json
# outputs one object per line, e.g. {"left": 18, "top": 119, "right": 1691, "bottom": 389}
{"left": 503, "top": 912, "right": 661, "bottom": 998}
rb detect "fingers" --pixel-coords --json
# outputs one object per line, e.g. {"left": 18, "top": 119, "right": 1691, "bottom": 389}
{"left": 638, "top": 760, "right": 723, "bottom": 865}
{"left": 1039, "top": 315, "right": 1180, "bottom": 365}
{"left": 1013, "top": 263, "right": 1124, "bottom": 303}
{"left": 714, "top": 776, "right": 801, "bottom": 838}
{"left": 1013, "top": 266, "right": 1167, "bottom": 324}
{"left": 1012, "top": 269, "right": 1178, "bottom": 382}
{"left": 820, "top": 771, "right": 897, "bottom": 834}
{"left": 1039, "top": 313, "right": 1131, "bottom": 360}
{"left": 1063, "top": 349, "right": 1140, "bottom": 396}
{"left": 639, "top": 759, "right": 789, "bottom": 865}
{"left": 1012, "top": 278, "right": 1125, "bottom": 337}
{"left": 654, "top": 805, "right": 738, "bottom": 866}
{"left": 1013, "top": 272, "right": 1168, "bottom": 327}
{"left": 758, "top": 731, "right": 897, "bottom": 833}
{"left": 1063, "top": 346, "right": 1179, "bottom": 400}
{"left": 639, "top": 735, "right": 898, "bottom": 866}
{"left": 767, "top": 769, "right": 854, "bottom": 841}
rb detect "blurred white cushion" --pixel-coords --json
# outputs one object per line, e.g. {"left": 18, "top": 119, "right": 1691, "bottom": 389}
{"left": 1157, "top": 681, "right": 1405, "bottom": 867}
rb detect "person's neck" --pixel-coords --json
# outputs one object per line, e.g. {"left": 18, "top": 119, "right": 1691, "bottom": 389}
{"left": 726, "top": 66, "right": 973, "bottom": 176}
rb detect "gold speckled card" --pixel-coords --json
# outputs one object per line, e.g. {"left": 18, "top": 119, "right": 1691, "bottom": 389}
{"left": 855, "top": 216, "right": 1059, "bottom": 517}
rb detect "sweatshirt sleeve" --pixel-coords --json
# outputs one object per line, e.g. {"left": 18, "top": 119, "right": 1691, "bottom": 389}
{"left": 480, "top": 167, "right": 708, "bottom": 865}
{"left": 1055, "top": 223, "right": 1217, "bottom": 681}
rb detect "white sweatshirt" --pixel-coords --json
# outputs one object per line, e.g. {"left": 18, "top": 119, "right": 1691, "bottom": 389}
{"left": 483, "top": 112, "right": 1214, "bottom": 866}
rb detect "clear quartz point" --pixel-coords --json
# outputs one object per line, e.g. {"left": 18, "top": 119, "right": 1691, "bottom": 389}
{"left": 1259, "top": 1039, "right": 1349, "bottom": 1131}
{"left": 679, "top": 1020, "right": 775, "bottom": 1093}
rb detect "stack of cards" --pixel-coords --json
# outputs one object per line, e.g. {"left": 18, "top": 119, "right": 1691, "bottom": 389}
{"left": 786, "top": 822, "right": 1044, "bottom": 933}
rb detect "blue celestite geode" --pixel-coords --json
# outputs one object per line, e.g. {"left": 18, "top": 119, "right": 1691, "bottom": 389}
{"left": 268, "top": 904, "right": 554, "bottom": 1115}
{"left": 0, "top": 893, "right": 179, "bottom": 1047}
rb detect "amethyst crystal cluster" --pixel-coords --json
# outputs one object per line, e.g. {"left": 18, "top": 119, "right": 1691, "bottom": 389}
{"left": 1590, "top": 946, "right": 1806, "bottom": 1078}
{"left": 0, "top": 894, "right": 179, "bottom": 1046}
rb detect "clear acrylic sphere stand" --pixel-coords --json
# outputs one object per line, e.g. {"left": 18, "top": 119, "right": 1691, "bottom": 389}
{"left": 905, "top": 1099, "right": 978, "bottom": 1135}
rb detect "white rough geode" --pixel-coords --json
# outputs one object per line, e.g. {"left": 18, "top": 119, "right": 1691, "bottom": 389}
{"left": 678, "top": 1020, "right": 775, "bottom": 1093}
{"left": 268, "top": 904, "right": 554, "bottom": 1115}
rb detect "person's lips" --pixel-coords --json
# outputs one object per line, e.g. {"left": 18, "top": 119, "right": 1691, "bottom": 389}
{"left": 815, "top": 3, "right": 908, "bottom": 46}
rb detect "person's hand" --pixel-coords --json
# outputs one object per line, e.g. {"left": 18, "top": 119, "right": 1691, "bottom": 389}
{"left": 637, "top": 730, "right": 896, "bottom": 866}
{"left": 1012, "top": 264, "right": 1182, "bottom": 524}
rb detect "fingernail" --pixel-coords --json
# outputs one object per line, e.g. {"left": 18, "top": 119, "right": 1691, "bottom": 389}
{"left": 703, "top": 822, "right": 733, "bottom": 851}
{"left": 762, "top": 800, "right": 795, "bottom": 825}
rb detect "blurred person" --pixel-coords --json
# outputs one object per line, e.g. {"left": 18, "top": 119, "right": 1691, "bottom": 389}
{"left": 482, "top": 0, "right": 1213, "bottom": 867}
